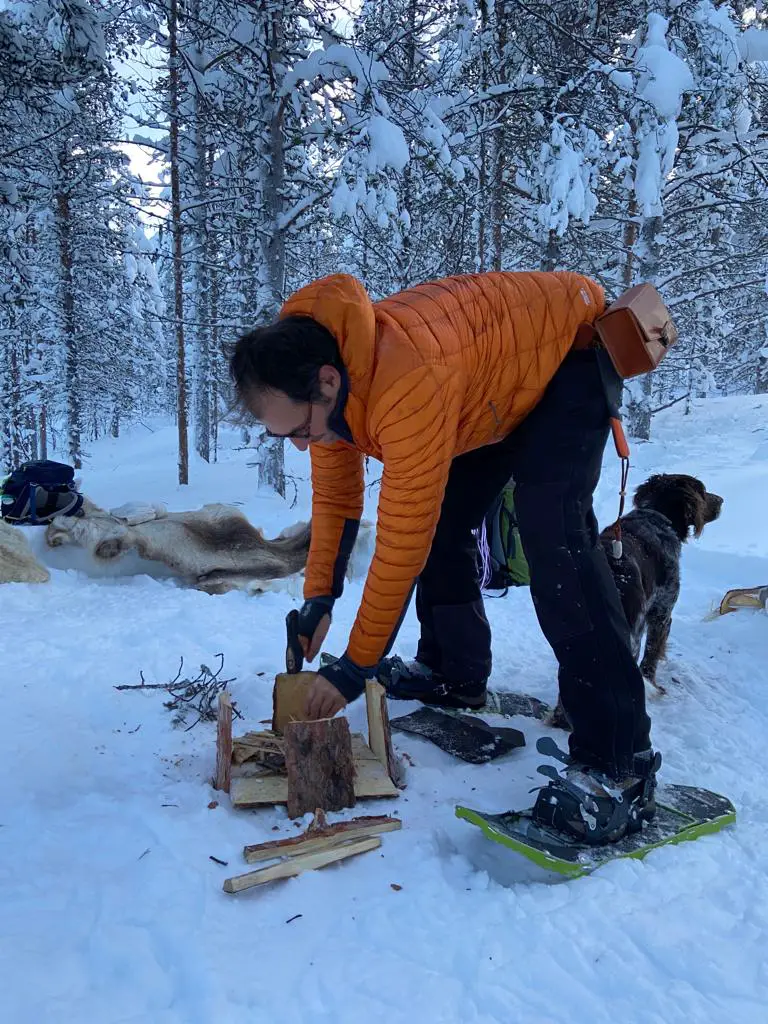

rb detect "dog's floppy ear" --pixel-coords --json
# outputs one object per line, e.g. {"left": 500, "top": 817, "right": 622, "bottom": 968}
{"left": 687, "top": 481, "right": 708, "bottom": 538}
{"left": 633, "top": 474, "right": 708, "bottom": 541}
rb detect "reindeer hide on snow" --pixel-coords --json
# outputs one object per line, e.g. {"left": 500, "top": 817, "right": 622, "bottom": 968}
{"left": 0, "top": 518, "right": 51, "bottom": 584}
{"left": 45, "top": 501, "right": 313, "bottom": 594}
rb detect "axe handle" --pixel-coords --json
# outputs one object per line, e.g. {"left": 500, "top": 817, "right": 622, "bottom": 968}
{"left": 285, "top": 609, "right": 304, "bottom": 673}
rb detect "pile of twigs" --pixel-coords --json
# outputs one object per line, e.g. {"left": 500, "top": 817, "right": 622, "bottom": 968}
{"left": 116, "top": 653, "right": 241, "bottom": 730}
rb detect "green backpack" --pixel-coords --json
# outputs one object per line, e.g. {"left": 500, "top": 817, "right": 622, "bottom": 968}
{"left": 479, "top": 482, "right": 530, "bottom": 591}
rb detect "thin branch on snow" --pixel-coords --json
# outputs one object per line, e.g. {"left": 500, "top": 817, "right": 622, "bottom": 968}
{"left": 115, "top": 654, "right": 241, "bottom": 732}
{"left": 651, "top": 393, "right": 690, "bottom": 416}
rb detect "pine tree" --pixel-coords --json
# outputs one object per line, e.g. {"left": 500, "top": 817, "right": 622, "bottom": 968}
{"left": 3, "top": 0, "right": 768, "bottom": 473}
{"left": 0, "top": 0, "right": 106, "bottom": 468}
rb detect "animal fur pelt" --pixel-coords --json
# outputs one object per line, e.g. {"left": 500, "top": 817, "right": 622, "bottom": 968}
{"left": 45, "top": 501, "right": 312, "bottom": 594}
{"left": 0, "top": 518, "right": 50, "bottom": 584}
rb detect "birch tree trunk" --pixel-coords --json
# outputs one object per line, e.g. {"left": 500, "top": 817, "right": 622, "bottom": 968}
{"left": 2, "top": 328, "right": 24, "bottom": 468}
{"left": 258, "top": 4, "right": 288, "bottom": 499}
{"left": 490, "top": 0, "right": 508, "bottom": 272}
{"left": 476, "top": 1, "right": 489, "bottom": 274}
{"left": 540, "top": 229, "right": 560, "bottom": 272}
{"left": 39, "top": 404, "right": 48, "bottom": 460}
{"left": 190, "top": 3, "right": 211, "bottom": 464}
{"left": 210, "top": 262, "right": 220, "bottom": 462}
{"left": 625, "top": 214, "right": 661, "bottom": 440}
{"left": 623, "top": 199, "right": 638, "bottom": 290}
{"left": 756, "top": 332, "right": 768, "bottom": 394}
{"left": 55, "top": 152, "right": 82, "bottom": 469}
{"left": 169, "top": 0, "right": 189, "bottom": 485}
{"left": 395, "top": 0, "right": 417, "bottom": 291}
{"left": 477, "top": 129, "right": 488, "bottom": 273}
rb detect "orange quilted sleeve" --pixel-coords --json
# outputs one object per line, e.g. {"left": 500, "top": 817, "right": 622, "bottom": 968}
{"left": 345, "top": 364, "right": 462, "bottom": 667}
{"left": 304, "top": 443, "right": 365, "bottom": 599}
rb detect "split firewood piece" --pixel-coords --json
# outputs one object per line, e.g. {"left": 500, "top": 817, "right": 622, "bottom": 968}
{"left": 223, "top": 835, "right": 380, "bottom": 894}
{"left": 308, "top": 808, "right": 328, "bottom": 831}
{"left": 284, "top": 716, "right": 356, "bottom": 818}
{"left": 366, "top": 680, "right": 405, "bottom": 787}
{"left": 271, "top": 671, "right": 317, "bottom": 734}
{"left": 214, "top": 691, "right": 233, "bottom": 792}
{"left": 232, "top": 730, "right": 286, "bottom": 770}
{"left": 229, "top": 733, "right": 400, "bottom": 807}
{"left": 243, "top": 814, "right": 402, "bottom": 864}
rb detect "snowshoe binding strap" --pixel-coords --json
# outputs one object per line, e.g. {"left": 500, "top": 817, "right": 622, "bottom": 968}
{"left": 531, "top": 750, "right": 661, "bottom": 846}
{"left": 536, "top": 735, "right": 571, "bottom": 765}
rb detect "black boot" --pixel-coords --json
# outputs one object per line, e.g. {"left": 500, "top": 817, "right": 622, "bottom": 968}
{"left": 377, "top": 656, "right": 488, "bottom": 710}
{"left": 531, "top": 739, "right": 661, "bottom": 845}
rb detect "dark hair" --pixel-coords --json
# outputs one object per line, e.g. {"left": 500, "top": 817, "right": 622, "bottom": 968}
{"left": 229, "top": 315, "right": 343, "bottom": 407}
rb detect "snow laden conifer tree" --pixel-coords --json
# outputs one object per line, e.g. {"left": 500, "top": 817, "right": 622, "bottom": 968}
{"left": 1, "top": 1, "right": 170, "bottom": 470}
{"left": 142, "top": 1, "right": 384, "bottom": 490}
{"left": 616, "top": 11, "right": 695, "bottom": 439}
{"left": 0, "top": 0, "right": 106, "bottom": 468}
{"left": 602, "top": 4, "right": 767, "bottom": 436}
{"left": 45, "top": 52, "right": 156, "bottom": 466}
{"left": 2, "top": 0, "right": 767, "bottom": 471}
{"left": 340, "top": 0, "right": 481, "bottom": 293}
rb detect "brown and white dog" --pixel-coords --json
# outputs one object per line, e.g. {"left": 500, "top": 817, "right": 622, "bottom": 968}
{"left": 601, "top": 473, "right": 723, "bottom": 691}
{"left": 551, "top": 473, "right": 723, "bottom": 729}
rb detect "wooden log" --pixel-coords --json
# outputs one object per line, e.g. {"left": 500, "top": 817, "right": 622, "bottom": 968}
{"left": 223, "top": 836, "right": 381, "bottom": 894}
{"left": 284, "top": 716, "right": 356, "bottom": 818}
{"left": 348, "top": 735, "right": 401, "bottom": 798}
{"left": 271, "top": 671, "right": 316, "bottom": 733}
{"left": 366, "top": 680, "right": 405, "bottom": 787}
{"left": 243, "top": 815, "right": 401, "bottom": 864}
{"left": 214, "top": 691, "right": 233, "bottom": 792}
{"left": 229, "top": 734, "right": 400, "bottom": 808}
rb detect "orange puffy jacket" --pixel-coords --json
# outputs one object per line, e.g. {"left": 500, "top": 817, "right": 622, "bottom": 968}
{"left": 280, "top": 270, "right": 605, "bottom": 668}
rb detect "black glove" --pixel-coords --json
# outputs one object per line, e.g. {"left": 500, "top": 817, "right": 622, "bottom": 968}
{"left": 317, "top": 653, "right": 375, "bottom": 703}
{"left": 297, "top": 595, "right": 334, "bottom": 651}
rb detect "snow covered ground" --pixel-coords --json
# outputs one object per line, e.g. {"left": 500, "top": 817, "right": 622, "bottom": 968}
{"left": 1, "top": 395, "right": 767, "bottom": 1024}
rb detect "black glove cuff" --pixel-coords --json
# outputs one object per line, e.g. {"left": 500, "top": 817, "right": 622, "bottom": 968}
{"left": 317, "top": 653, "right": 373, "bottom": 703}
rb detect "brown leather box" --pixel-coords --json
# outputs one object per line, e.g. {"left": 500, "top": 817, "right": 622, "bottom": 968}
{"left": 595, "top": 282, "right": 678, "bottom": 378}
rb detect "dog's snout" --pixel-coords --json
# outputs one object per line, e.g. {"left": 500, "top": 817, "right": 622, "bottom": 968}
{"left": 706, "top": 492, "right": 724, "bottom": 522}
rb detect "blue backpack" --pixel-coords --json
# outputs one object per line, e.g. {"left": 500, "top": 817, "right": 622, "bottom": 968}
{"left": 1, "top": 460, "right": 83, "bottom": 525}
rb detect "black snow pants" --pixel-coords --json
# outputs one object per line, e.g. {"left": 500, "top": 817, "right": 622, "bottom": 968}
{"left": 413, "top": 349, "right": 652, "bottom": 777}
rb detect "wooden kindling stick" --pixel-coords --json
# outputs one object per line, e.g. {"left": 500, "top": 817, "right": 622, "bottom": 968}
{"left": 214, "top": 691, "right": 233, "bottom": 792}
{"left": 242, "top": 814, "right": 402, "bottom": 864}
{"left": 223, "top": 810, "right": 401, "bottom": 893}
{"left": 223, "top": 836, "right": 381, "bottom": 894}
{"left": 365, "top": 679, "right": 405, "bottom": 787}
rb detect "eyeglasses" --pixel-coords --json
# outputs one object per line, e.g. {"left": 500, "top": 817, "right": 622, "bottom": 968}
{"left": 263, "top": 403, "right": 313, "bottom": 439}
